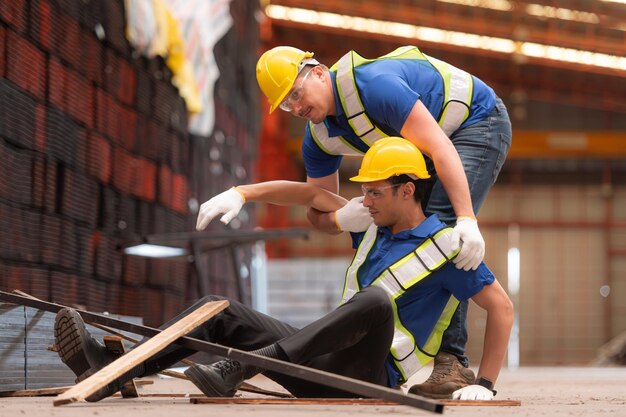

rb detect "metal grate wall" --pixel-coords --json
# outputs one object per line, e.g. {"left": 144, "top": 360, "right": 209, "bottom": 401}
{"left": 0, "top": 0, "right": 261, "bottom": 326}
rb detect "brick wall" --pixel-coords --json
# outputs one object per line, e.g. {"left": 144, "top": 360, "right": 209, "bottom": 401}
{"left": 0, "top": 0, "right": 260, "bottom": 326}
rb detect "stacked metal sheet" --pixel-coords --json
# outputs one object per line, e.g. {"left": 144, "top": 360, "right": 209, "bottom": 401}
{"left": 0, "top": 304, "right": 141, "bottom": 392}
{"left": 0, "top": 304, "right": 26, "bottom": 391}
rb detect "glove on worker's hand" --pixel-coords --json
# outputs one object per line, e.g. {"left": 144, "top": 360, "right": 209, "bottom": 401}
{"left": 196, "top": 187, "right": 245, "bottom": 231}
{"left": 334, "top": 196, "right": 373, "bottom": 233}
{"left": 451, "top": 217, "right": 485, "bottom": 271}
{"left": 452, "top": 384, "right": 494, "bottom": 401}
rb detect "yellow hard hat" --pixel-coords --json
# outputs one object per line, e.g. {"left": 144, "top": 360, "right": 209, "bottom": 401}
{"left": 256, "top": 46, "right": 315, "bottom": 113}
{"left": 350, "top": 137, "right": 431, "bottom": 182}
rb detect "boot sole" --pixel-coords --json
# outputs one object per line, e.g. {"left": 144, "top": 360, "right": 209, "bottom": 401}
{"left": 184, "top": 365, "right": 236, "bottom": 398}
{"left": 54, "top": 308, "right": 95, "bottom": 382}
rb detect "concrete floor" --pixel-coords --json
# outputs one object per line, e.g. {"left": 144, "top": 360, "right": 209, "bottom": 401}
{"left": 0, "top": 367, "right": 624, "bottom": 417}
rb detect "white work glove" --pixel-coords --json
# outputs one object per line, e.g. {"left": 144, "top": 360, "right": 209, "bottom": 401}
{"left": 452, "top": 384, "right": 494, "bottom": 401}
{"left": 196, "top": 187, "right": 245, "bottom": 231}
{"left": 451, "top": 216, "right": 485, "bottom": 271}
{"left": 334, "top": 196, "right": 373, "bottom": 232}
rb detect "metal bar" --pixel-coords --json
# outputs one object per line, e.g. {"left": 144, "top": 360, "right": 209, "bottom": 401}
{"left": 228, "top": 244, "right": 246, "bottom": 304}
{"left": 0, "top": 291, "right": 443, "bottom": 413}
{"left": 141, "top": 229, "right": 309, "bottom": 245}
{"left": 191, "top": 241, "right": 210, "bottom": 296}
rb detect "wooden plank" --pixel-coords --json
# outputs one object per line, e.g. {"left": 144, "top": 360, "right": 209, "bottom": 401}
{"left": 0, "top": 386, "right": 70, "bottom": 397}
{"left": 191, "top": 397, "right": 522, "bottom": 406}
{"left": 440, "top": 399, "right": 521, "bottom": 406}
{"left": 239, "top": 382, "right": 293, "bottom": 398}
{"left": 53, "top": 300, "right": 229, "bottom": 406}
{"left": 0, "top": 380, "right": 154, "bottom": 398}
{"left": 0, "top": 291, "right": 444, "bottom": 414}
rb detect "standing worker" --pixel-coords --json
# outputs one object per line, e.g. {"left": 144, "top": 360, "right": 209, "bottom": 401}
{"left": 254, "top": 45, "right": 512, "bottom": 398}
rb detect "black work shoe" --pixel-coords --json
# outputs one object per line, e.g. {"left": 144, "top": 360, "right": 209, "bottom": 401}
{"left": 54, "top": 308, "right": 118, "bottom": 382}
{"left": 185, "top": 360, "right": 245, "bottom": 397}
{"left": 54, "top": 307, "right": 122, "bottom": 401}
{"left": 408, "top": 352, "right": 476, "bottom": 399}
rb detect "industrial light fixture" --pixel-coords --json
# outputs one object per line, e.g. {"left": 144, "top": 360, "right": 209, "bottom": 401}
{"left": 438, "top": 0, "right": 625, "bottom": 27}
{"left": 265, "top": 4, "right": 626, "bottom": 72}
{"left": 123, "top": 243, "right": 188, "bottom": 258}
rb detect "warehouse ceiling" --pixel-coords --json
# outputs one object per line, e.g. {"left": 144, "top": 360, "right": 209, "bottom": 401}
{"left": 260, "top": 0, "right": 626, "bottom": 116}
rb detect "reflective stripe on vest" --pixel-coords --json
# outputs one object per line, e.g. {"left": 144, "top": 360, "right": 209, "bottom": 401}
{"left": 424, "top": 54, "right": 474, "bottom": 136}
{"left": 341, "top": 223, "right": 461, "bottom": 382}
{"left": 309, "top": 122, "right": 365, "bottom": 156}
{"left": 308, "top": 46, "right": 474, "bottom": 156}
{"left": 334, "top": 54, "right": 388, "bottom": 146}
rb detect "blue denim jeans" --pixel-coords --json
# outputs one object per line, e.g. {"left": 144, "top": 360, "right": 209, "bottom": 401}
{"left": 424, "top": 97, "right": 512, "bottom": 367}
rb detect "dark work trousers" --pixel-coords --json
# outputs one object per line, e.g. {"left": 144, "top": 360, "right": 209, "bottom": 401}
{"left": 139, "top": 286, "right": 395, "bottom": 397}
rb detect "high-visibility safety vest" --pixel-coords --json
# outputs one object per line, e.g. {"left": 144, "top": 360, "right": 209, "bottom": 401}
{"left": 309, "top": 46, "right": 474, "bottom": 156}
{"left": 341, "top": 223, "right": 461, "bottom": 383}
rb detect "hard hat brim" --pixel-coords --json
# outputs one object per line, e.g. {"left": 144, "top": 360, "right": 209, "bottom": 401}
{"left": 349, "top": 174, "right": 385, "bottom": 183}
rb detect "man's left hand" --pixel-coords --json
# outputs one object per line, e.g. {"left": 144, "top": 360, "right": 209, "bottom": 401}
{"left": 452, "top": 384, "right": 494, "bottom": 401}
{"left": 334, "top": 196, "right": 373, "bottom": 232}
{"left": 451, "top": 217, "right": 485, "bottom": 271}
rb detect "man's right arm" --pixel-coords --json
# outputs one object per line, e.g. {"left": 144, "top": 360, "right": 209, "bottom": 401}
{"left": 238, "top": 180, "right": 346, "bottom": 210}
{"left": 453, "top": 279, "right": 513, "bottom": 400}
{"left": 196, "top": 180, "right": 347, "bottom": 231}
{"left": 306, "top": 173, "right": 344, "bottom": 234}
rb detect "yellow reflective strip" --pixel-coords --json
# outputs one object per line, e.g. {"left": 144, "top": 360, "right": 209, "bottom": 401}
{"left": 341, "top": 224, "right": 377, "bottom": 304}
{"left": 309, "top": 122, "right": 364, "bottom": 156}
{"left": 350, "top": 113, "right": 374, "bottom": 136}
{"left": 420, "top": 295, "right": 459, "bottom": 356}
{"left": 309, "top": 122, "right": 334, "bottom": 155}
{"left": 374, "top": 273, "right": 403, "bottom": 297}
{"left": 389, "top": 305, "right": 432, "bottom": 382}
{"left": 335, "top": 52, "right": 359, "bottom": 117}
{"left": 389, "top": 303, "right": 414, "bottom": 351}
{"left": 424, "top": 54, "right": 472, "bottom": 135}
{"left": 334, "top": 52, "right": 350, "bottom": 107}
{"left": 429, "top": 57, "right": 452, "bottom": 103}
{"left": 361, "top": 129, "right": 387, "bottom": 146}
{"left": 337, "top": 52, "right": 375, "bottom": 136}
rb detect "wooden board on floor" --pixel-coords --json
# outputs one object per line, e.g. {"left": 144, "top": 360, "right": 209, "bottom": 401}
{"left": 190, "top": 397, "right": 522, "bottom": 406}
{"left": 0, "top": 386, "right": 71, "bottom": 397}
{"left": 53, "top": 300, "right": 229, "bottom": 406}
{"left": 0, "top": 380, "right": 155, "bottom": 398}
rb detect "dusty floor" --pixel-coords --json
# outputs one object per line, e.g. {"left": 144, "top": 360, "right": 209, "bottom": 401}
{"left": 0, "top": 366, "right": 624, "bottom": 417}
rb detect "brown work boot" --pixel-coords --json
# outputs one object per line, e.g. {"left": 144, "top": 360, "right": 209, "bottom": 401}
{"left": 408, "top": 352, "right": 475, "bottom": 399}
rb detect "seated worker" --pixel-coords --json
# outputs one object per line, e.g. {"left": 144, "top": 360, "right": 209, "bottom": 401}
{"left": 54, "top": 137, "right": 513, "bottom": 402}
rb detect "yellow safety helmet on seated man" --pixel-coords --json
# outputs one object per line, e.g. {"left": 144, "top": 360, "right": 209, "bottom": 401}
{"left": 256, "top": 46, "right": 318, "bottom": 113}
{"left": 350, "top": 137, "right": 431, "bottom": 182}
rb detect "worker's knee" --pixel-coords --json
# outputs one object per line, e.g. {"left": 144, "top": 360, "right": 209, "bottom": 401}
{"left": 198, "top": 294, "right": 227, "bottom": 304}
{"left": 359, "top": 286, "right": 393, "bottom": 317}
{"left": 192, "top": 294, "right": 230, "bottom": 312}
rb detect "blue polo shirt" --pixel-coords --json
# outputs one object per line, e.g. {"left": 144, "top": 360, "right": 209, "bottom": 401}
{"left": 302, "top": 57, "right": 497, "bottom": 178}
{"left": 350, "top": 214, "right": 495, "bottom": 387}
